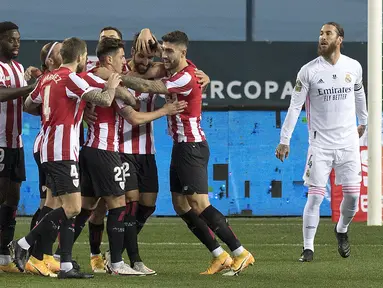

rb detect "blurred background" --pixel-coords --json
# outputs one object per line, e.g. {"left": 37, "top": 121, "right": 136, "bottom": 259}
{"left": 0, "top": 0, "right": 369, "bottom": 216}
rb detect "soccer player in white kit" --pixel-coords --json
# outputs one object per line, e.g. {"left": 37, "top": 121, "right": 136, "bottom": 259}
{"left": 275, "top": 22, "right": 368, "bottom": 262}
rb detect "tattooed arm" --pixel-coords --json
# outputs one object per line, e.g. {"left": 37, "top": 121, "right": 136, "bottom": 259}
{"left": 81, "top": 73, "right": 121, "bottom": 107}
{"left": 115, "top": 86, "right": 136, "bottom": 107}
{"left": 81, "top": 88, "right": 115, "bottom": 107}
{"left": 120, "top": 75, "right": 169, "bottom": 94}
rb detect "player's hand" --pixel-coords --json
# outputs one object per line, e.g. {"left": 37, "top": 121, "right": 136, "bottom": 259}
{"left": 25, "top": 66, "right": 42, "bottom": 81}
{"left": 195, "top": 69, "right": 210, "bottom": 89}
{"left": 94, "top": 67, "right": 113, "bottom": 80}
{"left": 275, "top": 144, "right": 290, "bottom": 162}
{"left": 106, "top": 73, "right": 121, "bottom": 89}
{"left": 164, "top": 100, "right": 187, "bottom": 115}
{"left": 83, "top": 103, "right": 97, "bottom": 125}
{"left": 136, "top": 28, "right": 157, "bottom": 55}
{"left": 357, "top": 125, "right": 366, "bottom": 138}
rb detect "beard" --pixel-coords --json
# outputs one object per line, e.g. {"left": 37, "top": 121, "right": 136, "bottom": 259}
{"left": 317, "top": 41, "right": 337, "bottom": 58}
{"left": 76, "top": 62, "right": 85, "bottom": 73}
{"left": 134, "top": 63, "right": 150, "bottom": 75}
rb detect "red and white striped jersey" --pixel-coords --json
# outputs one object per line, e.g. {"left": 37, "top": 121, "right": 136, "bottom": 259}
{"left": 31, "top": 67, "right": 99, "bottom": 163}
{"left": 162, "top": 60, "right": 205, "bottom": 143}
{"left": 0, "top": 60, "right": 27, "bottom": 148}
{"left": 117, "top": 90, "right": 157, "bottom": 154}
{"left": 30, "top": 73, "right": 48, "bottom": 154}
{"left": 80, "top": 71, "right": 120, "bottom": 152}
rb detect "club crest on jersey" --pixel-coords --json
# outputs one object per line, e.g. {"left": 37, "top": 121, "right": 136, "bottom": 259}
{"left": 294, "top": 79, "right": 302, "bottom": 92}
{"left": 73, "top": 179, "right": 79, "bottom": 188}
{"left": 119, "top": 182, "right": 125, "bottom": 190}
{"left": 0, "top": 164, "right": 4, "bottom": 172}
{"left": 345, "top": 74, "right": 352, "bottom": 83}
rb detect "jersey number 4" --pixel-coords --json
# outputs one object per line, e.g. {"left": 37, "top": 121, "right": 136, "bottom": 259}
{"left": 43, "top": 85, "right": 51, "bottom": 121}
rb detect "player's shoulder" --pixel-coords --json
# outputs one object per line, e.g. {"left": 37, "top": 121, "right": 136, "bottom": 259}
{"left": 340, "top": 54, "right": 362, "bottom": 70}
{"left": 11, "top": 60, "right": 25, "bottom": 72}
{"left": 300, "top": 57, "right": 322, "bottom": 73}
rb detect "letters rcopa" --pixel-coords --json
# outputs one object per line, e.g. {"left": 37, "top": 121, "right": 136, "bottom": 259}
{"left": 203, "top": 80, "right": 294, "bottom": 100}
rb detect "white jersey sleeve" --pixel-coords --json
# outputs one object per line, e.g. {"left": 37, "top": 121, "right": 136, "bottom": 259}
{"left": 280, "top": 66, "right": 310, "bottom": 145}
{"left": 354, "top": 62, "right": 368, "bottom": 126}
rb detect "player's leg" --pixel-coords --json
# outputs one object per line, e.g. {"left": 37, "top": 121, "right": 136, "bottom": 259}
{"left": 300, "top": 146, "right": 333, "bottom": 262}
{"left": 333, "top": 143, "right": 361, "bottom": 258}
{"left": 170, "top": 143, "right": 234, "bottom": 275}
{"left": 30, "top": 151, "right": 45, "bottom": 231}
{"left": 12, "top": 161, "right": 93, "bottom": 279}
{"left": 136, "top": 155, "right": 159, "bottom": 234}
{"left": 120, "top": 154, "right": 143, "bottom": 269}
{"left": 183, "top": 142, "right": 253, "bottom": 275}
{"left": 88, "top": 199, "right": 107, "bottom": 272}
{"left": 0, "top": 147, "right": 24, "bottom": 273}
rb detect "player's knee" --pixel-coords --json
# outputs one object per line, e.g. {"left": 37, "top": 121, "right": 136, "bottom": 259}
{"left": 63, "top": 201, "right": 82, "bottom": 218}
{"left": 343, "top": 192, "right": 359, "bottom": 208}
{"left": 172, "top": 199, "right": 190, "bottom": 215}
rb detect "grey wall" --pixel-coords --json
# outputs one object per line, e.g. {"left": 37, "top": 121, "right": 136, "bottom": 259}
{"left": 0, "top": 0, "right": 367, "bottom": 41}
{"left": 253, "top": 0, "right": 367, "bottom": 41}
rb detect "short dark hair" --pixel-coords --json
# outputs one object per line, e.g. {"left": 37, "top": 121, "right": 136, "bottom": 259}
{"left": 60, "top": 37, "right": 87, "bottom": 64}
{"left": 100, "top": 26, "right": 122, "bottom": 40}
{"left": 132, "top": 32, "right": 158, "bottom": 53}
{"left": 96, "top": 38, "right": 125, "bottom": 60}
{"left": 0, "top": 21, "right": 19, "bottom": 36}
{"left": 162, "top": 31, "right": 189, "bottom": 47}
{"left": 325, "top": 22, "right": 344, "bottom": 38}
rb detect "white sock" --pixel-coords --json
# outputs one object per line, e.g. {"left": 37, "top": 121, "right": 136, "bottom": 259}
{"left": 337, "top": 186, "right": 360, "bottom": 233}
{"left": 18, "top": 237, "right": 30, "bottom": 250}
{"left": 211, "top": 246, "right": 225, "bottom": 257}
{"left": 111, "top": 261, "right": 124, "bottom": 269}
{"left": 232, "top": 246, "right": 245, "bottom": 257}
{"left": 0, "top": 255, "right": 12, "bottom": 265}
{"left": 303, "top": 188, "right": 325, "bottom": 252}
{"left": 91, "top": 253, "right": 101, "bottom": 257}
{"left": 60, "top": 261, "right": 73, "bottom": 272}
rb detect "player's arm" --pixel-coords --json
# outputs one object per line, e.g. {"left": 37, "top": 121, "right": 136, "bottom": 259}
{"left": 354, "top": 63, "right": 368, "bottom": 138}
{"left": 23, "top": 80, "right": 42, "bottom": 115}
{"left": 115, "top": 86, "right": 136, "bottom": 107}
{"left": 275, "top": 69, "right": 309, "bottom": 162}
{"left": 81, "top": 73, "right": 121, "bottom": 107}
{"left": 120, "top": 75, "right": 170, "bottom": 94}
{"left": 116, "top": 99, "right": 187, "bottom": 126}
{"left": 0, "top": 84, "right": 36, "bottom": 102}
{"left": 23, "top": 95, "right": 41, "bottom": 115}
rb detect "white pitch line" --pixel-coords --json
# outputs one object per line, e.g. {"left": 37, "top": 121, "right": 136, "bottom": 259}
{"left": 72, "top": 242, "right": 383, "bottom": 247}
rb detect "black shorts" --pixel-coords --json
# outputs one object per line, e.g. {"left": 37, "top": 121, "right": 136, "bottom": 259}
{"left": 170, "top": 141, "right": 209, "bottom": 194}
{"left": 42, "top": 160, "right": 80, "bottom": 197}
{"left": 0, "top": 147, "right": 26, "bottom": 183}
{"left": 80, "top": 147, "right": 125, "bottom": 198}
{"left": 33, "top": 152, "right": 47, "bottom": 199}
{"left": 120, "top": 153, "right": 159, "bottom": 193}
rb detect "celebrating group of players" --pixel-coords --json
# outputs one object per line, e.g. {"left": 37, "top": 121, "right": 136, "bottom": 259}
{"left": 0, "top": 21, "right": 254, "bottom": 279}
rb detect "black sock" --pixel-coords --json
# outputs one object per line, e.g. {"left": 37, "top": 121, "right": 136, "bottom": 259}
{"left": 180, "top": 210, "right": 220, "bottom": 252}
{"left": 88, "top": 222, "right": 104, "bottom": 255}
{"left": 31, "top": 206, "right": 53, "bottom": 260}
{"left": 200, "top": 205, "right": 242, "bottom": 252}
{"left": 0, "top": 204, "right": 17, "bottom": 255}
{"left": 25, "top": 207, "right": 66, "bottom": 247}
{"left": 55, "top": 208, "right": 92, "bottom": 256}
{"left": 136, "top": 204, "right": 155, "bottom": 234}
{"left": 59, "top": 217, "right": 75, "bottom": 264}
{"left": 107, "top": 207, "right": 125, "bottom": 264}
{"left": 124, "top": 201, "right": 141, "bottom": 265}
{"left": 30, "top": 208, "right": 40, "bottom": 231}
{"left": 73, "top": 208, "right": 92, "bottom": 243}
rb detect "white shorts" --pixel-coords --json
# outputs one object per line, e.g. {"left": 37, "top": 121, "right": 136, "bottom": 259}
{"left": 303, "top": 144, "right": 361, "bottom": 187}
